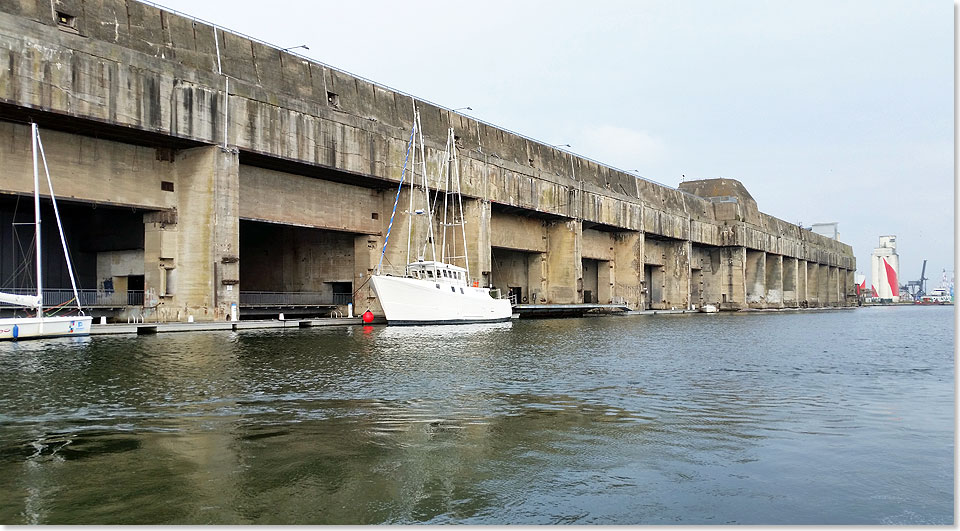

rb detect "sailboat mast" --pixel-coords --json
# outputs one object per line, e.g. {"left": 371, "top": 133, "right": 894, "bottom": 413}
{"left": 416, "top": 112, "right": 436, "bottom": 262}
{"left": 440, "top": 130, "right": 451, "bottom": 263}
{"left": 453, "top": 135, "right": 470, "bottom": 278}
{"left": 31, "top": 124, "right": 42, "bottom": 318}
{"left": 406, "top": 109, "right": 417, "bottom": 265}
{"left": 37, "top": 131, "right": 83, "bottom": 311}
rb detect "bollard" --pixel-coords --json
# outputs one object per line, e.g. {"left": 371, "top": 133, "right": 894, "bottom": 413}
{"left": 100, "top": 316, "right": 106, "bottom": 325}
{"left": 187, "top": 315, "right": 194, "bottom": 323}
{"left": 347, "top": 303, "right": 353, "bottom": 318}
{"left": 279, "top": 312, "right": 285, "bottom": 321}
{"left": 231, "top": 302, "right": 238, "bottom": 322}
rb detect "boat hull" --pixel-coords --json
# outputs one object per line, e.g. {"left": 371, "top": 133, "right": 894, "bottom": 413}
{"left": 370, "top": 275, "right": 512, "bottom": 324}
{"left": 0, "top": 315, "right": 93, "bottom": 340}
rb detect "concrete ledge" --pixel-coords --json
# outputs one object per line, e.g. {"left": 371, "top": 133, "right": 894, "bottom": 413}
{"left": 90, "top": 318, "right": 361, "bottom": 335}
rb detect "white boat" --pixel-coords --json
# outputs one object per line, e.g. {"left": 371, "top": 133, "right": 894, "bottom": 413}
{"left": 369, "top": 108, "right": 512, "bottom": 325}
{"left": 699, "top": 303, "right": 719, "bottom": 313}
{"left": 0, "top": 124, "right": 92, "bottom": 340}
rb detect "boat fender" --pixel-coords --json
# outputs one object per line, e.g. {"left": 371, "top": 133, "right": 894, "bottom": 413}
{"left": 11, "top": 324, "right": 17, "bottom": 339}
{"left": 361, "top": 310, "right": 374, "bottom": 324}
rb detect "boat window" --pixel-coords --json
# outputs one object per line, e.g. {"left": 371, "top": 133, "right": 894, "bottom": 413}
{"left": 460, "top": 288, "right": 464, "bottom": 294}
{"left": 451, "top": 286, "right": 456, "bottom": 292}
{"left": 427, "top": 270, "right": 433, "bottom": 278}
{"left": 443, "top": 270, "right": 449, "bottom": 278}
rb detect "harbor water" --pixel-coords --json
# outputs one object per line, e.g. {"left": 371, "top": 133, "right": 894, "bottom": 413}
{"left": 0, "top": 305, "right": 953, "bottom": 524}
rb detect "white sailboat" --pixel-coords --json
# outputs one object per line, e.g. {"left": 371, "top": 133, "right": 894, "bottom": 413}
{"left": 0, "top": 124, "right": 92, "bottom": 340}
{"left": 369, "top": 109, "right": 512, "bottom": 325}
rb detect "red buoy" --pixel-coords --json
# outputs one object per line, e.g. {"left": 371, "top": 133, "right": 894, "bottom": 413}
{"left": 361, "top": 310, "right": 374, "bottom": 323}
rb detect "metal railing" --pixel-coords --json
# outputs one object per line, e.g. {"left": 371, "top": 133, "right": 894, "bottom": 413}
{"left": 239, "top": 291, "right": 351, "bottom": 306}
{"left": 0, "top": 288, "right": 144, "bottom": 307}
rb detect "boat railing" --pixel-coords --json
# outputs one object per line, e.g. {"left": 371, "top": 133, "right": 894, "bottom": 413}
{"left": 378, "top": 265, "right": 409, "bottom": 277}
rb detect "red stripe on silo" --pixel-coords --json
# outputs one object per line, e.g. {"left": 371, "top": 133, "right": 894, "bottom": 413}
{"left": 883, "top": 258, "right": 899, "bottom": 296}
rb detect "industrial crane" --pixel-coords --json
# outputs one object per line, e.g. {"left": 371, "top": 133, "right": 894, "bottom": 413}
{"left": 903, "top": 260, "right": 928, "bottom": 301}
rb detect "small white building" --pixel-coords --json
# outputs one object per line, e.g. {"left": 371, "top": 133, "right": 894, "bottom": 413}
{"left": 811, "top": 222, "right": 839, "bottom": 240}
{"left": 871, "top": 235, "right": 900, "bottom": 302}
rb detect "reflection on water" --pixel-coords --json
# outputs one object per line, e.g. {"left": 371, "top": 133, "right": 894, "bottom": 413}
{"left": 0, "top": 306, "right": 953, "bottom": 524}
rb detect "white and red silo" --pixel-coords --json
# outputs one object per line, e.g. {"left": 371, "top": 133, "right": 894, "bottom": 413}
{"left": 871, "top": 235, "right": 900, "bottom": 301}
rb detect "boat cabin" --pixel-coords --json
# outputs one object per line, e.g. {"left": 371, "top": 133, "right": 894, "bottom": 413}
{"left": 406, "top": 261, "right": 475, "bottom": 287}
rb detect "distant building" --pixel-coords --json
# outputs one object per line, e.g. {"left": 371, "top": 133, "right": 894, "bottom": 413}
{"left": 811, "top": 222, "right": 839, "bottom": 240}
{"left": 871, "top": 235, "right": 900, "bottom": 302}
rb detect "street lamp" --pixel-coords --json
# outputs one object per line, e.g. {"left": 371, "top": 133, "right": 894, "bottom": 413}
{"left": 452, "top": 107, "right": 472, "bottom": 112}
{"left": 553, "top": 143, "right": 571, "bottom": 148}
{"left": 282, "top": 45, "right": 309, "bottom": 52}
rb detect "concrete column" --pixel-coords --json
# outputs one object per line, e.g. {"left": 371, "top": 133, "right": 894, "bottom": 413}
{"left": 783, "top": 257, "right": 799, "bottom": 307}
{"left": 828, "top": 266, "right": 840, "bottom": 306}
{"left": 144, "top": 145, "right": 239, "bottom": 322}
{"left": 597, "top": 260, "right": 612, "bottom": 304}
{"left": 765, "top": 253, "right": 784, "bottom": 308}
{"left": 613, "top": 231, "right": 642, "bottom": 309}
{"left": 798, "top": 260, "right": 808, "bottom": 307}
{"left": 815, "top": 263, "right": 829, "bottom": 307}
{"left": 698, "top": 247, "right": 724, "bottom": 308}
{"left": 720, "top": 246, "right": 747, "bottom": 310}
{"left": 662, "top": 240, "right": 691, "bottom": 310}
{"left": 530, "top": 252, "right": 546, "bottom": 303}
{"left": 845, "top": 269, "right": 856, "bottom": 306}
{"left": 459, "top": 198, "right": 492, "bottom": 286}
{"left": 354, "top": 234, "right": 381, "bottom": 313}
{"left": 544, "top": 219, "right": 582, "bottom": 303}
{"left": 745, "top": 250, "right": 766, "bottom": 308}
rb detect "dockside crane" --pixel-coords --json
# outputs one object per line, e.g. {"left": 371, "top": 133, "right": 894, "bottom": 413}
{"left": 903, "top": 259, "right": 928, "bottom": 300}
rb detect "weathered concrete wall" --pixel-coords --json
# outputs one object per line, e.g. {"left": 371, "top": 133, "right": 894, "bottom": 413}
{"left": 239, "top": 165, "right": 381, "bottom": 234}
{"left": 0, "top": 122, "right": 176, "bottom": 210}
{"left": 240, "top": 222, "right": 354, "bottom": 293}
{"left": 0, "top": 1, "right": 858, "bottom": 319}
{"left": 765, "top": 253, "right": 783, "bottom": 307}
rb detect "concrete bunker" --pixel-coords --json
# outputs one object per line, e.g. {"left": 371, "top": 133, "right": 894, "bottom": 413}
{"left": 239, "top": 220, "right": 357, "bottom": 317}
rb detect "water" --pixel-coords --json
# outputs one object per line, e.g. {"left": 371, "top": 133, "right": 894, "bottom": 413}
{"left": 0, "top": 306, "right": 953, "bottom": 524}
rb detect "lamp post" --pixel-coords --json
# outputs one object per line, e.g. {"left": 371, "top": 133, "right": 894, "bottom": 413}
{"left": 452, "top": 107, "right": 472, "bottom": 112}
{"left": 282, "top": 44, "right": 309, "bottom": 52}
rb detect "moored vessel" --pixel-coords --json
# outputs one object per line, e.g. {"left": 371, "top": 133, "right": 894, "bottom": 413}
{"left": 369, "top": 108, "right": 511, "bottom": 325}
{"left": 0, "top": 124, "right": 92, "bottom": 340}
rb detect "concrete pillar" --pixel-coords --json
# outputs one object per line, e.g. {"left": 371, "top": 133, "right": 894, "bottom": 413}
{"left": 544, "top": 219, "right": 581, "bottom": 303}
{"left": 798, "top": 260, "right": 808, "bottom": 307}
{"left": 783, "top": 257, "right": 799, "bottom": 307}
{"left": 459, "top": 198, "right": 492, "bottom": 286}
{"left": 596, "top": 260, "right": 612, "bottom": 304}
{"left": 613, "top": 231, "right": 642, "bottom": 309}
{"left": 662, "top": 240, "right": 691, "bottom": 310}
{"left": 845, "top": 269, "right": 856, "bottom": 306}
{"left": 745, "top": 250, "right": 766, "bottom": 308}
{"left": 720, "top": 246, "right": 747, "bottom": 310}
{"left": 530, "top": 252, "right": 546, "bottom": 303}
{"left": 815, "top": 263, "right": 829, "bottom": 307}
{"left": 354, "top": 234, "right": 381, "bottom": 313}
{"left": 144, "top": 145, "right": 239, "bottom": 322}
{"left": 828, "top": 266, "right": 840, "bottom": 306}
{"left": 697, "top": 247, "right": 724, "bottom": 308}
{"left": 765, "top": 253, "right": 783, "bottom": 308}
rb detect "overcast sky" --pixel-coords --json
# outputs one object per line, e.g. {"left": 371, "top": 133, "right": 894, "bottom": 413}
{"left": 153, "top": 0, "right": 954, "bottom": 291}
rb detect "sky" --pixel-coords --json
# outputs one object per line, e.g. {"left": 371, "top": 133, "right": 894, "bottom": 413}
{"left": 152, "top": 0, "right": 955, "bottom": 291}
